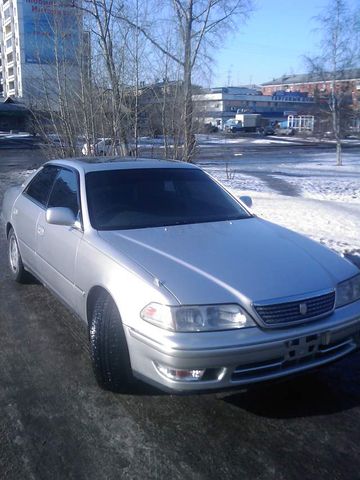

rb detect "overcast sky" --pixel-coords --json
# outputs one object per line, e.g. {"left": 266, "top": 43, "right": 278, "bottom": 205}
{"left": 210, "top": 0, "right": 358, "bottom": 87}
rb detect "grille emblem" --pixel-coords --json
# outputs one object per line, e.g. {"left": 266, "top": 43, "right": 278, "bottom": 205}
{"left": 299, "top": 303, "right": 308, "bottom": 315}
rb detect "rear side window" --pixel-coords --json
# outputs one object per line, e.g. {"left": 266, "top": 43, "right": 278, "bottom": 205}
{"left": 25, "top": 166, "right": 59, "bottom": 206}
{"left": 48, "top": 168, "right": 80, "bottom": 217}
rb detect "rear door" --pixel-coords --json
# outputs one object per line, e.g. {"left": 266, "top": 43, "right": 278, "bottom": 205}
{"left": 14, "top": 165, "right": 59, "bottom": 273}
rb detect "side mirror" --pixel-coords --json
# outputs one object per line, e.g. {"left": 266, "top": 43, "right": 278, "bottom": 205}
{"left": 239, "top": 195, "right": 253, "bottom": 208}
{"left": 46, "top": 207, "right": 76, "bottom": 226}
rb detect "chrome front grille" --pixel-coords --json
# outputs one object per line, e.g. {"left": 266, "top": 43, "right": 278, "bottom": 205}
{"left": 254, "top": 291, "right": 335, "bottom": 326}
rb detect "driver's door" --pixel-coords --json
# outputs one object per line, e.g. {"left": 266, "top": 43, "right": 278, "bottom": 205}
{"left": 36, "top": 167, "right": 83, "bottom": 309}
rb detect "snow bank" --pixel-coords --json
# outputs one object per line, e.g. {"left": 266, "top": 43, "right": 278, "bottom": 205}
{"left": 203, "top": 152, "right": 360, "bottom": 256}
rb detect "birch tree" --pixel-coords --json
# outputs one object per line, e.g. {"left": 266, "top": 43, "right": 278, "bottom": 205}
{"left": 117, "top": 0, "right": 253, "bottom": 162}
{"left": 307, "top": 0, "right": 359, "bottom": 165}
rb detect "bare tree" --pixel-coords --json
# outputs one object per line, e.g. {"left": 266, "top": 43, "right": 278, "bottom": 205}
{"left": 27, "top": 0, "right": 253, "bottom": 162}
{"left": 33, "top": 0, "right": 140, "bottom": 158}
{"left": 306, "top": 0, "right": 359, "bottom": 165}
{"left": 26, "top": 6, "right": 91, "bottom": 159}
{"left": 116, "top": 0, "right": 253, "bottom": 162}
{"left": 81, "top": 0, "right": 135, "bottom": 155}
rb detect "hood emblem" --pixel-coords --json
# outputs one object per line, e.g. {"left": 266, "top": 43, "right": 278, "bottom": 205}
{"left": 299, "top": 303, "right": 308, "bottom": 315}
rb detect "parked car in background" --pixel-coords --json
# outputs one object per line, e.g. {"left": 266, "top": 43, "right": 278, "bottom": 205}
{"left": 259, "top": 126, "right": 275, "bottom": 136}
{"left": 45, "top": 134, "right": 87, "bottom": 154}
{"left": 81, "top": 138, "right": 134, "bottom": 156}
{"left": 2, "top": 158, "right": 360, "bottom": 394}
{"left": 46, "top": 133, "right": 67, "bottom": 148}
{"left": 275, "top": 127, "right": 295, "bottom": 136}
{"left": 82, "top": 138, "right": 123, "bottom": 156}
{"left": 81, "top": 139, "right": 97, "bottom": 156}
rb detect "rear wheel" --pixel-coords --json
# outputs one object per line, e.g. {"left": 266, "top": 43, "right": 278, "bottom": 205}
{"left": 8, "top": 228, "right": 29, "bottom": 283}
{"left": 89, "top": 292, "right": 134, "bottom": 392}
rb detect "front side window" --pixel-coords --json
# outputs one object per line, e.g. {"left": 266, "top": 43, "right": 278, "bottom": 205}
{"left": 86, "top": 168, "right": 251, "bottom": 230}
{"left": 48, "top": 168, "right": 80, "bottom": 217}
{"left": 25, "top": 165, "right": 59, "bottom": 207}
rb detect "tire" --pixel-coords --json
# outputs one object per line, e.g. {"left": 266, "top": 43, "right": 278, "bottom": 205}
{"left": 8, "top": 228, "right": 29, "bottom": 283}
{"left": 89, "top": 292, "right": 134, "bottom": 392}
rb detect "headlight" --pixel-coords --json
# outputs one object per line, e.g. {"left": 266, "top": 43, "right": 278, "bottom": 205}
{"left": 336, "top": 274, "right": 360, "bottom": 308}
{"left": 140, "top": 303, "right": 256, "bottom": 332}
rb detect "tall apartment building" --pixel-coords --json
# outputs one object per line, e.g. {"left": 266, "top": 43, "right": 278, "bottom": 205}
{"left": 0, "top": 0, "right": 82, "bottom": 105}
{"left": 0, "top": 0, "right": 20, "bottom": 97}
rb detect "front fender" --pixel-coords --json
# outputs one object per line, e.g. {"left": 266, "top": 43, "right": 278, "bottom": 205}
{"left": 75, "top": 235, "right": 177, "bottom": 329}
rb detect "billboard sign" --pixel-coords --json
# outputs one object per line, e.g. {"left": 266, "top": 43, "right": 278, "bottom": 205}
{"left": 23, "top": 0, "right": 80, "bottom": 65}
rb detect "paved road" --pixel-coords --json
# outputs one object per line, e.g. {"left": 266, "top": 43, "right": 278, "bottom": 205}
{"left": 1, "top": 149, "right": 360, "bottom": 479}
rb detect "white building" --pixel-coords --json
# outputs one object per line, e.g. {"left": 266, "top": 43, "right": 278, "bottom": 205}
{"left": 193, "top": 86, "right": 315, "bottom": 128}
{"left": 0, "top": 0, "right": 82, "bottom": 106}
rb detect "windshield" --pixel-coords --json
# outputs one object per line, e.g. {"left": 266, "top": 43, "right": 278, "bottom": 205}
{"left": 86, "top": 168, "right": 251, "bottom": 230}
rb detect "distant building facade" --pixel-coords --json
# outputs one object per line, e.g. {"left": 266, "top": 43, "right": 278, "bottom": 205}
{"left": 0, "top": 0, "right": 82, "bottom": 106}
{"left": 193, "top": 86, "right": 315, "bottom": 128}
{"left": 262, "top": 70, "right": 360, "bottom": 132}
{"left": 261, "top": 70, "right": 360, "bottom": 100}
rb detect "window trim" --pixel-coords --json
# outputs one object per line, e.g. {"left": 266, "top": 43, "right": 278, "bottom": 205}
{"left": 23, "top": 165, "right": 60, "bottom": 209}
{"left": 47, "top": 166, "right": 84, "bottom": 231}
{"left": 23, "top": 164, "right": 83, "bottom": 231}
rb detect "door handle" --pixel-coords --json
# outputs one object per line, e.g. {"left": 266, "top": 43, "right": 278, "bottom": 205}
{"left": 37, "top": 225, "right": 45, "bottom": 236}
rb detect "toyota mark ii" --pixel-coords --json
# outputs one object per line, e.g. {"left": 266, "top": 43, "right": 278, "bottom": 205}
{"left": 2, "top": 158, "right": 360, "bottom": 392}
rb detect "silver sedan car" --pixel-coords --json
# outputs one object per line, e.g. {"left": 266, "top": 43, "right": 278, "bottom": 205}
{"left": 2, "top": 158, "right": 360, "bottom": 393}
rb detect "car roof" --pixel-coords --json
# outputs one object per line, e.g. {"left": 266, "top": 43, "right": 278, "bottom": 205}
{"left": 45, "top": 157, "right": 200, "bottom": 174}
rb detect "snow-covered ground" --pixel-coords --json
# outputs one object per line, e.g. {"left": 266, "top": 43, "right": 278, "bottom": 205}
{"left": 196, "top": 133, "right": 360, "bottom": 147}
{"left": 0, "top": 132, "right": 33, "bottom": 139}
{"left": 201, "top": 152, "right": 360, "bottom": 257}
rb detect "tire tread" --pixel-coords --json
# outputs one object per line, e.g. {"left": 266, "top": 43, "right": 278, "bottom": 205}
{"left": 89, "top": 292, "right": 133, "bottom": 392}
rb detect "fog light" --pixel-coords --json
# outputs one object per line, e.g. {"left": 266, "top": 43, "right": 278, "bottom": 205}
{"left": 155, "top": 363, "right": 205, "bottom": 382}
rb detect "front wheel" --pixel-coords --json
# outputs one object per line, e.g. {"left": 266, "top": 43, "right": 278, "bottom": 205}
{"left": 89, "top": 292, "right": 134, "bottom": 392}
{"left": 8, "top": 228, "right": 29, "bottom": 283}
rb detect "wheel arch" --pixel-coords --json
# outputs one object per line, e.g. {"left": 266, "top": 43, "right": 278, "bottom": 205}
{"left": 86, "top": 285, "right": 112, "bottom": 327}
{"left": 6, "top": 222, "right": 13, "bottom": 238}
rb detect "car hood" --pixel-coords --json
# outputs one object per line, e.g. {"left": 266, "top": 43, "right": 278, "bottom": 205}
{"left": 98, "top": 218, "right": 358, "bottom": 305}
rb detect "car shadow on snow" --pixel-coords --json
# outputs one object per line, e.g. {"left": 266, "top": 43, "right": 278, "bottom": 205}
{"left": 220, "top": 354, "right": 360, "bottom": 418}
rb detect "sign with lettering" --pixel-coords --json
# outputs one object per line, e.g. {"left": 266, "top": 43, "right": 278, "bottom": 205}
{"left": 23, "top": 0, "right": 80, "bottom": 65}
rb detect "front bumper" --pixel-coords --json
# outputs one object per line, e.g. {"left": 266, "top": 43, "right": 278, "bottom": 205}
{"left": 125, "top": 300, "right": 360, "bottom": 392}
